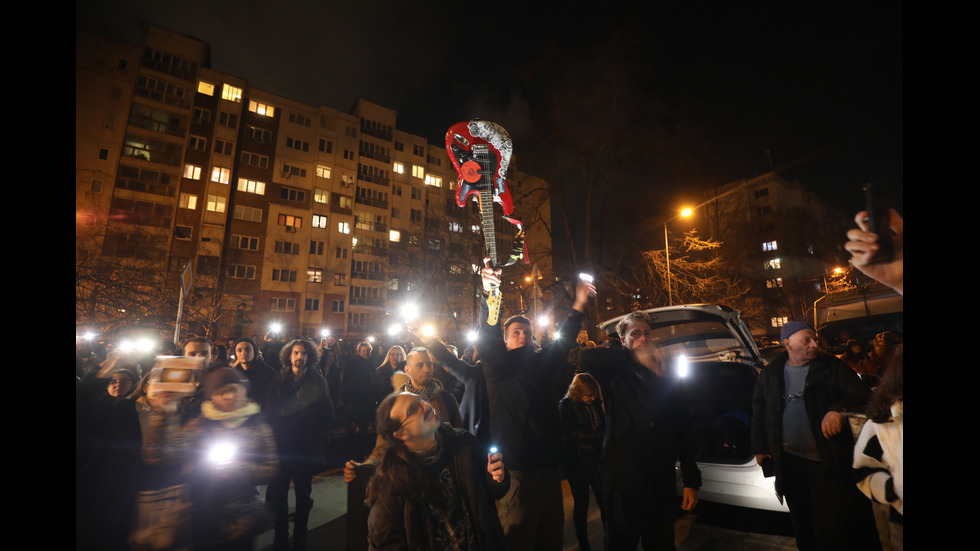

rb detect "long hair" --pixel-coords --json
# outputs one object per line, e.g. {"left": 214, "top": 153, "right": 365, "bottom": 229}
{"left": 865, "top": 344, "right": 903, "bottom": 423}
{"left": 566, "top": 372, "right": 603, "bottom": 405}
{"left": 364, "top": 393, "right": 447, "bottom": 509}
{"left": 378, "top": 345, "right": 406, "bottom": 370}
{"left": 279, "top": 338, "right": 319, "bottom": 374}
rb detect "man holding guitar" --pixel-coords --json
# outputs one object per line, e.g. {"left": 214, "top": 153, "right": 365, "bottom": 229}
{"left": 477, "top": 261, "right": 596, "bottom": 551}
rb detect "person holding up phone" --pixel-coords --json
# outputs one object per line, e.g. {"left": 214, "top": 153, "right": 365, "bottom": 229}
{"left": 845, "top": 208, "right": 903, "bottom": 296}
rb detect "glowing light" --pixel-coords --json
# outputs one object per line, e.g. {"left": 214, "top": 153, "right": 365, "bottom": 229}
{"left": 676, "top": 354, "right": 690, "bottom": 378}
{"left": 401, "top": 303, "right": 419, "bottom": 320}
{"left": 269, "top": 323, "right": 282, "bottom": 334}
{"left": 320, "top": 328, "right": 330, "bottom": 338}
{"left": 208, "top": 441, "right": 236, "bottom": 466}
{"left": 421, "top": 325, "right": 435, "bottom": 337}
{"left": 388, "top": 324, "right": 402, "bottom": 336}
{"left": 467, "top": 330, "right": 478, "bottom": 343}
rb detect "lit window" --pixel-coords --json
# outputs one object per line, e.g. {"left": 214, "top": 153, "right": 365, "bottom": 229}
{"left": 221, "top": 84, "right": 242, "bottom": 102}
{"left": 389, "top": 230, "right": 401, "bottom": 242}
{"left": 338, "top": 221, "right": 351, "bottom": 234}
{"left": 448, "top": 221, "right": 463, "bottom": 233}
{"left": 339, "top": 196, "right": 353, "bottom": 209}
{"left": 393, "top": 162, "right": 405, "bottom": 174}
{"left": 183, "top": 164, "right": 202, "bottom": 180}
{"left": 248, "top": 100, "right": 275, "bottom": 117}
{"left": 766, "top": 278, "right": 783, "bottom": 288}
{"left": 425, "top": 175, "right": 442, "bottom": 187}
{"left": 197, "top": 81, "right": 215, "bottom": 95}
{"left": 307, "top": 268, "right": 323, "bottom": 283}
{"left": 771, "top": 316, "right": 789, "bottom": 328}
{"left": 412, "top": 165, "right": 424, "bottom": 178}
{"left": 278, "top": 214, "right": 302, "bottom": 228}
{"left": 316, "top": 165, "right": 332, "bottom": 179}
{"left": 312, "top": 215, "right": 328, "bottom": 228}
{"left": 314, "top": 188, "right": 329, "bottom": 204}
{"left": 762, "top": 240, "right": 778, "bottom": 252}
{"left": 763, "top": 258, "right": 781, "bottom": 270}
{"left": 206, "top": 194, "right": 226, "bottom": 213}
{"left": 179, "top": 193, "right": 198, "bottom": 210}
{"left": 211, "top": 167, "right": 231, "bottom": 184}
{"left": 237, "top": 178, "right": 266, "bottom": 195}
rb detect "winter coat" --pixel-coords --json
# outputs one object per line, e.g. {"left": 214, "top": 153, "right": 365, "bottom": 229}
{"left": 266, "top": 367, "right": 335, "bottom": 470}
{"left": 476, "top": 298, "right": 581, "bottom": 471}
{"left": 751, "top": 351, "right": 872, "bottom": 500}
{"left": 367, "top": 424, "right": 510, "bottom": 551}
{"left": 579, "top": 347, "right": 701, "bottom": 498}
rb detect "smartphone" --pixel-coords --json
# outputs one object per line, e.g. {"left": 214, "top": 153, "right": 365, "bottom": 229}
{"left": 862, "top": 182, "right": 895, "bottom": 265}
{"left": 579, "top": 273, "right": 594, "bottom": 283}
{"left": 489, "top": 446, "right": 498, "bottom": 455}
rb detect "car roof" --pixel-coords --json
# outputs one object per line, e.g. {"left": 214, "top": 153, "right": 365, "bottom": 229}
{"left": 598, "top": 304, "right": 763, "bottom": 367}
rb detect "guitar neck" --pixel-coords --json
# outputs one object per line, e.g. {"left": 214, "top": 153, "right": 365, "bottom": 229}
{"left": 473, "top": 144, "right": 498, "bottom": 266}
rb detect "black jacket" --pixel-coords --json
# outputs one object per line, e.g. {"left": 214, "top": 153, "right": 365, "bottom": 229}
{"left": 750, "top": 351, "right": 871, "bottom": 499}
{"left": 579, "top": 347, "right": 701, "bottom": 498}
{"left": 476, "top": 297, "right": 581, "bottom": 471}
{"left": 427, "top": 338, "right": 492, "bottom": 447}
{"left": 266, "top": 367, "right": 335, "bottom": 469}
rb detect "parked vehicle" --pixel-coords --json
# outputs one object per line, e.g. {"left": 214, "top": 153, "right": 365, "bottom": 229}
{"left": 814, "top": 282, "right": 903, "bottom": 354}
{"left": 598, "top": 304, "right": 789, "bottom": 513}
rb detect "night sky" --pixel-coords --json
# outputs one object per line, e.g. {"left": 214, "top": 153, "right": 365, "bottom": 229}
{"left": 76, "top": 0, "right": 902, "bottom": 216}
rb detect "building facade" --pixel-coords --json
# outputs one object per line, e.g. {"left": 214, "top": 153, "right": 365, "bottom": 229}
{"left": 76, "top": 24, "right": 553, "bottom": 346}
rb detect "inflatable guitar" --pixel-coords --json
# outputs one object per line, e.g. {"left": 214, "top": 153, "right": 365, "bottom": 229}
{"left": 445, "top": 120, "right": 528, "bottom": 325}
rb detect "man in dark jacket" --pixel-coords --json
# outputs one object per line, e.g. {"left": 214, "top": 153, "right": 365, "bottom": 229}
{"left": 579, "top": 310, "right": 701, "bottom": 551}
{"left": 477, "top": 263, "right": 595, "bottom": 551}
{"left": 265, "top": 338, "right": 335, "bottom": 551}
{"left": 231, "top": 336, "right": 277, "bottom": 411}
{"left": 751, "top": 321, "right": 880, "bottom": 551}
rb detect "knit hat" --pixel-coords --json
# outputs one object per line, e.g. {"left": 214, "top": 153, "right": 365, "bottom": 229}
{"left": 233, "top": 337, "right": 260, "bottom": 357}
{"left": 780, "top": 321, "right": 814, "bottom": 342}
{"left": 203, "top": 367, "right": 249, "bottom": 399}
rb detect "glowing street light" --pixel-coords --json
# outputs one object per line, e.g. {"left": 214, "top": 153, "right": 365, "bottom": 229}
{"left": 665, "top": 207, "right": 693, "bottom": 306}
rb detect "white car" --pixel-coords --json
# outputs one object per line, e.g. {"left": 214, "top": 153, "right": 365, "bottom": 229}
{"left": 597, "top": 304, "right": 790, "bottom": 513}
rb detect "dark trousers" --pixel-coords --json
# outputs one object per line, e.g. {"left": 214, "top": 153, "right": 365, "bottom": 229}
{"left": 603, "top": 488, "right": 676, "bottom": 551}
{"left": 567, "top": 464, "right": 604, "bottom": 551}
{"left": 781, "top": 452, "right": 882, "bottom": 551}
{"left": 496, "top": 468, "right": 565, "bottom": 551}
{"left": 266, "top": 464, "right": 316, "bottom": 551}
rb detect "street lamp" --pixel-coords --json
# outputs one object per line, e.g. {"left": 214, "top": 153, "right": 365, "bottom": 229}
{"left": 664, "top": 208, "right": 693, "bottom": 306}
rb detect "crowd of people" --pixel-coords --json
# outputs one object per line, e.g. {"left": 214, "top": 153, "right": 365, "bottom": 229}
{"left": 77, "top": 208, "right": 902, "bottom": 551}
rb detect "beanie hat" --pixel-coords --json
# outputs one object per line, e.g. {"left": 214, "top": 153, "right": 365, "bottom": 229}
{"left": 780, "top": 321, "right": 814, "bottom": 342}
{"left": 233, "top": 337, "right": 260, "bottom": 357}
{"left": 203, "top": 367, "right": 249, "bottom": 399}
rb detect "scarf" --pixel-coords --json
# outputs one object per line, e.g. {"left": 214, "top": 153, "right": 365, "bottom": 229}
{"left": 201, "top": 400, "right": 260, "bottom": 428}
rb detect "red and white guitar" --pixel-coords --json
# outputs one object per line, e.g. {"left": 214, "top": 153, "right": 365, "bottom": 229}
{"left": 445, "top": 120, "right": 528, "bottom": 325}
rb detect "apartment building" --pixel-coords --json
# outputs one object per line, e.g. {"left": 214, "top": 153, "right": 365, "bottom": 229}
{"left": 697, "top": 173, "right": 852, "bottom": 339}
{"left": 76, "top": 23, "right": 552, "bottom": 344}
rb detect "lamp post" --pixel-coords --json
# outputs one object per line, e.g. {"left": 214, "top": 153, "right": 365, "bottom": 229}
{"left": 664, "top": 208, "right": 693, "bottom": 306}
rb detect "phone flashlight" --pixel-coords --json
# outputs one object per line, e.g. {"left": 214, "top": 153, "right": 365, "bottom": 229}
{"left": 579, "top": 273, "right": 594, "bottom": 283}
{"left": 489, "top": 446, "right": 498, "bottom": 454}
